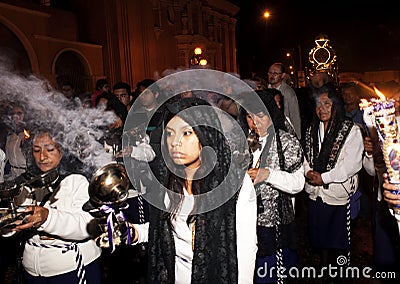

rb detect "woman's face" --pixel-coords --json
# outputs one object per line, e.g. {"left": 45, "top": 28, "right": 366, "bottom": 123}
{"left": 166, "top": 116, "right": 202, "bottom": 169}
{"left": 316, "top": 93, "right": 333, "bottom": 123}
{"left": 33, "top": 133, "right": 62, "bottom": 172}
{"left": 247, "top": 111, "right": 272, "bottom": 137}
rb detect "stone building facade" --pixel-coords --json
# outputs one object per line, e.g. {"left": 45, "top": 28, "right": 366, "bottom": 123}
{"left": 0, "top": 0, "right": 239, "bottom": 94}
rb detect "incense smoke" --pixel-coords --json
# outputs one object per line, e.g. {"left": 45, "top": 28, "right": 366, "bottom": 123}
{"left": 0, "top": 56, "right": 116, "bottom": 176}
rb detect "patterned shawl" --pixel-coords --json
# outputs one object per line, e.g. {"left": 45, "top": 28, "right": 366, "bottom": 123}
{"left": 305, "top": 119, "right": 353, "bottom": 172}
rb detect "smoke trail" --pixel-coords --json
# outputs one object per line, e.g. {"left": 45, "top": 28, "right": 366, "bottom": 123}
{"left": 0, "top": 56, "right": 116, "bottom": 175}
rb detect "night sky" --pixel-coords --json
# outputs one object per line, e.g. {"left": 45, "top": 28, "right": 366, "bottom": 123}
{"left": 232, "top": 0, "right": 400, "bottom": 78}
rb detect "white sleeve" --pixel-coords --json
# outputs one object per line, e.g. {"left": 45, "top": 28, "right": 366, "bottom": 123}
{"left": 362, "top": 154, "right": 376, "bottom": 176}
{"left": 39, "top": 175, "right": 95, "bottom": 240}
{"left": 130, "top": 142, "right": 156, "bottom": 162}
{"left": 132, "top": 222, "right": 149, "bottom": 244}
{"left": 236, "top": 173, "right": 257, "bottom": 283}
{"left": 303, "top": 158, "right": 312, "bottom": 175}
{"left": 321, "top": 126, "right": 363, "bottom": 184}
{"left": 267, "top": 165, "right": 305, "bottom": 194}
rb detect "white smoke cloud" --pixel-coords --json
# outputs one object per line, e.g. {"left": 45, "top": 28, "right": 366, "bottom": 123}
{"left": 0, "top": 57, "right": 116, "bottom": 174}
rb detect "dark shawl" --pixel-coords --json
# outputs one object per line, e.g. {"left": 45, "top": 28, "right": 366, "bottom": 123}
{"left": 147, "top": 97, "right": 245, "bottom": 283}
{"left": 305, "top": 119, "right": 353, "bottom": 173}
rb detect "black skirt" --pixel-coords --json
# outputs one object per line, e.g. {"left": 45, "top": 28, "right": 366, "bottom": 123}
{"left": 307, "top": 197, "right": 349, "bottom": 250}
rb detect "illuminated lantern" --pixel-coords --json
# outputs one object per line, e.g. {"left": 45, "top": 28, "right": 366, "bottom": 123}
{"left": 308, "top": 34, "right": 338, "bottom": 82}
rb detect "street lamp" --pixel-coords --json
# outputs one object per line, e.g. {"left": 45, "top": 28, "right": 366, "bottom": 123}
{"left": 286, "top": 50, "right": 297, "bottom": 87}
{"left": 199, "top": 58, "right": 208, "bottom": 66}
{"left": 262, "top": 10, "right": 271, "bottom": 58}
{"left": 190, "top": 47, "right": 208, "bottom": 67}
{"left": 194, "top": 47, "right": 202, "bottom": 55}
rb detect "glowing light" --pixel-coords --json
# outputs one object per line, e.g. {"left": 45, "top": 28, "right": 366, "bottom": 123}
{"left": 23, "top": 129, "right": 30, "bottom": 139}
{"left": 359, "top": 99, "right": 370, "bottom": 109}
{"left": 374, "top": 86, "right": 386, "bottom": 101}
{"left": 263, "top": 11, "right": 270, "bottom": 19}
{"left": 308, "top": 33, "right": 337, "bottom": 74}
{"left": 199, "top": 59, "right": 208, "bottom": 66}
{"left": 190, "top": 48, "right": 207, "bottom": 66}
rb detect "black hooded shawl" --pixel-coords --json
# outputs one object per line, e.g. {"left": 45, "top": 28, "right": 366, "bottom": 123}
{"left": 147, "top": 97, "right": 245, "bottom": 284}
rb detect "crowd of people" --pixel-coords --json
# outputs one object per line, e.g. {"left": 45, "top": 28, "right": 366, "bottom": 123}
{"left": 0, "top": 62, "right": 400, "bottom": 284}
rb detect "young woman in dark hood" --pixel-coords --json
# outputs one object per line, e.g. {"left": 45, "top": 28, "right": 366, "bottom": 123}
{"left": 129, "top": 97, "right": 257, "bottom": 283}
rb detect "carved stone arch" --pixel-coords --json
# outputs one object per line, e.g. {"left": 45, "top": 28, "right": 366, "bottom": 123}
{"left": 0, "top": 15, "right": 39, "bottom": 74}
{"left": 52, "top": 49, "right": 92, "bottom": 95}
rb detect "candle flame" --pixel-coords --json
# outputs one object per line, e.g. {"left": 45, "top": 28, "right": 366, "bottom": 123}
{"left": 23, "top": 129, "right": 30, "bottom": 139}
{"left": 374, "top": 86, "right": 386, "bottom": 101}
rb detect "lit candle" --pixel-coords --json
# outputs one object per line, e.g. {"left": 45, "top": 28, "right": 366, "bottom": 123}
{"left": 360, "top": 88, "right": 400, "bottom": 215}
{"left": 23, "top": 129, "right": 30, "bottom": 139}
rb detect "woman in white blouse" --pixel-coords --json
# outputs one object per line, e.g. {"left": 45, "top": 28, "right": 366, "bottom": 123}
{"left": 13, "top": 130, "right": 102, "bottom": 283}
{"left": 303, "top": 85, "right": 363, "bottom": 268}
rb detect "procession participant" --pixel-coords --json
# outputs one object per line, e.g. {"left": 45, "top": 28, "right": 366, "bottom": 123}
{"left": 13, "top": 129, "right": 102, "bottom": 284}
{"left": 129, "top": 97, "right": 257, "bottom": 283}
